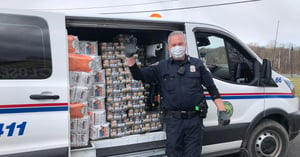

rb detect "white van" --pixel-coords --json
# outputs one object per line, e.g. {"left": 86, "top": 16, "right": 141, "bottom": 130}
{"left": 0, "top": 9, "right": 299, "bottom": 157}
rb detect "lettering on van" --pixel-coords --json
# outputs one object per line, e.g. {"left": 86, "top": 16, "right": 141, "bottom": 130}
{"left": 275, "top": 77, "right": 282, "bottom": 83}
{"left": 0, "top": 121, "right": 27, "bottom": 137}
{"left": 0, "top": 67, "right": 51, "bottom": 79}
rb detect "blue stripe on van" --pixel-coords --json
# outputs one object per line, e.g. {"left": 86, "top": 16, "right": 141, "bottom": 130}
{"left": 0, "top": 106, "right": 68, "bottom": 114}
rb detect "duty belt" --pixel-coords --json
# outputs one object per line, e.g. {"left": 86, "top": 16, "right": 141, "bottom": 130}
{"left": 165, "top": 110, "right": 198, "bottom": 119}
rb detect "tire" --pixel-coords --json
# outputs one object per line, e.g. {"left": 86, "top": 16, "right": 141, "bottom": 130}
{"left": 245, "top": 119, "right": 289, "bottom": 157}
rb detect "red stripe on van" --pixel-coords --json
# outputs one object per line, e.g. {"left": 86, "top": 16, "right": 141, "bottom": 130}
{"left": 221, "top": 93, "right": 293, "bottom": 96}
{"left": 0, "top": 103, "right": 68, "bottom": 109}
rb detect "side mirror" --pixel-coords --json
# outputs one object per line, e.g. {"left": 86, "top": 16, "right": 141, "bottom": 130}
{"left": 248, "top": 60, "right": 260, "bottom": 86}
{"left": 260, "top": 59, "right": 272, "bottom": 86}
{"left": 249, "top": 59, "right": 277, "bottom": 87}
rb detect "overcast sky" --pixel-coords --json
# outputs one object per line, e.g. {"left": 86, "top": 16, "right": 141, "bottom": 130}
{"left": 1, "top": 0, "right": 299, "bottom": 47}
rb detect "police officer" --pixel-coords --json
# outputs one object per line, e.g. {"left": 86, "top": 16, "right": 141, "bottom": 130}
{"left": 125, "top": 31, "right": 230, "bottom": 157}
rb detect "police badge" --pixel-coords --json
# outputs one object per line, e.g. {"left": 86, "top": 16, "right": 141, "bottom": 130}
{"left": 190, "top": 65, "right": 196, "bottom": 72}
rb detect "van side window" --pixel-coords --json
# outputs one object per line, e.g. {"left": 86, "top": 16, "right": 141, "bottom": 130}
{"left": 0, "top": 14, "right": 52, "bottom": 79}
{"left": 195, "top": 31, "right": 255, "bottom": 85}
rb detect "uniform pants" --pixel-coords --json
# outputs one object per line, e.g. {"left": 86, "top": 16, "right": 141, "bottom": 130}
{"left": 165, "top": 115, "right": 204, "bottom": 157}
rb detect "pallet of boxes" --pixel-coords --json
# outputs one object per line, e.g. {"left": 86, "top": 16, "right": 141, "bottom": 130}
{"left": 68, "top": 34, "right": 162, "bottom": 148}
{"left": 68, "top": 35, "right": 108, "bottom": 147}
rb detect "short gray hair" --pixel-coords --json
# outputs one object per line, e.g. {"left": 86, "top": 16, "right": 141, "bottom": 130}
{"left": 167, "top": 31, "right": 186, "bottom": 44}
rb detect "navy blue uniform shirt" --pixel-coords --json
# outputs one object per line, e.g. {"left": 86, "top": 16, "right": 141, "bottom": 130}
{"left": 130, "top": 55, "right": 217, "bottom": 111}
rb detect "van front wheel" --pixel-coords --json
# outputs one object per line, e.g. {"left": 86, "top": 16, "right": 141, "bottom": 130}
{"left": 245, "top": 119, "right": 289, "bottom": 157}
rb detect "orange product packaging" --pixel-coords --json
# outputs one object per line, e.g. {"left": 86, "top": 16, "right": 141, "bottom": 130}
{"left": 70, "top": 103, "right": 87, "bottom": 119}
{"left": 68, "top": 53, "right": 92, "bottom": 72}
{"left": 68, "top": 35, "right": 80, "bottom": 53}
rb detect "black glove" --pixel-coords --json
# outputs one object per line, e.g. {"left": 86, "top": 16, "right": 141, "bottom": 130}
{"left": 124, "top": 36, "right": 137, "bottom": 57}
{"left": 218, "top": 111, "right": 230, "bottom": 126}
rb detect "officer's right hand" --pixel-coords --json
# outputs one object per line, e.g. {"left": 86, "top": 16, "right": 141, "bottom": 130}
{"left": 124, "top": 36, "right": 137, "bottom": 57}
{"left": 218, "top": 111, "right": 230, "bottom": 126}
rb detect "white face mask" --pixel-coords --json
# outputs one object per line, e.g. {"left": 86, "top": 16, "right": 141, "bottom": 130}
{"left": 170, "top": 46, "right": 186, "bottom": 59}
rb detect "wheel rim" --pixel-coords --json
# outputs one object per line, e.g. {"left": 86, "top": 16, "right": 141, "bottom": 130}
{"left": 255, "top": 130, "right": 282, "bottom": 157}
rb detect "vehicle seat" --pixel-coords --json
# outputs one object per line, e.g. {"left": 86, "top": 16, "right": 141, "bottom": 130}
{"left": 234, "top": 62, "right": 252, "bottom": 83}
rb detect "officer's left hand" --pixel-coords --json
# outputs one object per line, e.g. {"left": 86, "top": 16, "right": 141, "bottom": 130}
{"left": 218, "top": 111, "right": 230, "bottom": 126}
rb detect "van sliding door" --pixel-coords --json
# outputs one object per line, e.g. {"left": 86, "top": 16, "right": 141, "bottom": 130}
{"left": 0, "top": 10, "right": 69, "bottom": 157}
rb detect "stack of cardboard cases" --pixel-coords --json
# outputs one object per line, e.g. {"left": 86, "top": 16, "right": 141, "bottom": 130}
{"left": 68, "top": 34, "right": 162, "bottom": 148}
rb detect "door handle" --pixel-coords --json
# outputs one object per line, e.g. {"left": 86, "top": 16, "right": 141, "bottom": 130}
{"left": 30, "top": 94, "right": 60, "bottom": 100}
